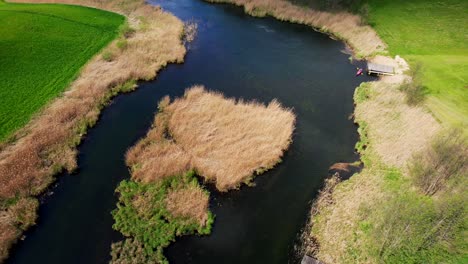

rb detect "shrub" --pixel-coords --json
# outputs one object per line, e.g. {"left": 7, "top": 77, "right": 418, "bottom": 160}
{"left": 111, "top": 171, "right": 213, "bottom": 263}
{"left": 116, "top": 39, "right": 128, "bottom": 50}
{"left": 409, "top": 128, "right": 467, "bottom": 196}
{"left": 102, "top": 50, "right": 114, "bottom": 62}
{"left": 119, "top": 22, "right": 135, "bottom": 38}
{"left": 399, "top": 63, "right": 426, "bottom": 105}
{"left": 368, "top": 191, "right": 466, "bottom": 263}
{"left": 354, "top": 82, "right": 372, "bottom": 103}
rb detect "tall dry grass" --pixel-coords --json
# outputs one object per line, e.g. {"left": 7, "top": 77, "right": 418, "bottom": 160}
{"left": 165, "top": 184, "right": 209, "bottom": 226}
{"left": 127, "top": 86, "right": 295, "bottom": 191}
{"left": 206, "top": 0, "right": 385, "bottom": 57}
{"left": 354, "top": 81, "right": 440, "bottom": 169}
{"left": 0, "top": 0, "right": 186, "bottom": 261}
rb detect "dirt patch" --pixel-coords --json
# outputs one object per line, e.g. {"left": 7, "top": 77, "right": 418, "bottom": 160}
{"left": 127, "top": 86, "right": 296, "bottom": 191}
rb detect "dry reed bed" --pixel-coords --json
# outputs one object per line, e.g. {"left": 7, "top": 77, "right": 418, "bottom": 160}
{"left": 355, "top": 82, "right": 440, "bottom": 169}
{"left": 127, "top": 86, "right": 296, "bottom": 191}
{"left": 0, "top": 0, "right": 186, "bottom": 261}
{"left": 206, "top": 0, "right": 385, "bottom": 57}
{"left": 165, "top": 184, "right": 209, "bottom": 226}
{"left": 115, "top": 86, "right": 294, "bottom": 261}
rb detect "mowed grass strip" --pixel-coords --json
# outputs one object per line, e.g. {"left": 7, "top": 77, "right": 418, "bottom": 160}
{"left": 366, "top": 0, "right": 468, "bottom": 126}
{"left": 0, "top": 1, "right": 124, "bottom": 140}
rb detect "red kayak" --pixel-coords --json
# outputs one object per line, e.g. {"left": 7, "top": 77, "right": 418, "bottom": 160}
{"left": 355, "top": 68, "right": 363, "bottom": 76}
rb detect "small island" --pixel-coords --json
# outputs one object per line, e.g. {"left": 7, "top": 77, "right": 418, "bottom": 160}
{"left": 111, "top": 86, "right": 295, "bottom": 263}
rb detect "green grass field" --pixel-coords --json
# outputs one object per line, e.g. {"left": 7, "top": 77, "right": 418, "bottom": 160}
{"left": 366, "top": 0, "right": 468, "bottom": 126}
{"left": 0, "top": 1, "right": 124, "bottom": 141}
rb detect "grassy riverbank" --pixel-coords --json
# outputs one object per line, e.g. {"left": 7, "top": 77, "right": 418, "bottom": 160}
{"left": 0, "top": 0, "right": 186, "bottom": 261}
{"left": 302, "top": 1, "right": 468, "bottom": 263}
{"left": 0, "top": 1, "right": 124, "bottom": 140}
{"left": 309, "top": 82, "right": 466, "bottom": 263}
{"left": 366, "top": 0, "right": 468, "bottom": 126}
{"left": 112, "top": 86, "right": 295, "bottom": 262}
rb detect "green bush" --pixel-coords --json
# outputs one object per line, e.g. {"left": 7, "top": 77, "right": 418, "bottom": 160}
{"left": 354, "top": 82, "right": 372, "bottom": 103}
{"left": 116, "top": 39, "right": 128, "bottom": 50}
{"left": 367, "top": 191, "right": 467, "bottom": 264}
{"left": 399, "top": 63, "right": 426, "bottom": 106}
{"left": 111, "top": 171, "right": 213, "bottom": 263}
{"left": 102, "top": 50, "right": 115, "bottom": 62}
{"left": 119, "top": 22, "right": 135, "bottom": 38}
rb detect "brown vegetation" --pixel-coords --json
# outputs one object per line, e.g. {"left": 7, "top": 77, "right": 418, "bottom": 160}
{"left": 354, "top": 81, "right": 440, "bottom": 169}
{"left": 127, "top": 86, "right": 295, "bottom": 191}
{"left": 301, "top": 173, "right": 341, "bottom": 257}
{"left": 0, "top": 0, "right": 186, "bottom": 261}
{"left": 165, "top": 184, "right": 209, "bottom": 226}
{"left": 112, "top": 86, "right": 294, "bottom": 262}
{"left": 206, "top": 0, "right": 386, "bottom": 57}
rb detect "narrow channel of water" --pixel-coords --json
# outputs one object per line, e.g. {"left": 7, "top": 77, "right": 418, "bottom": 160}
{"left": 7, "top": 0, "right": 372, "bottom": 263}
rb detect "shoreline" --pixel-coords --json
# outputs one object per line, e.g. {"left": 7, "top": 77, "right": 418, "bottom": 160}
{"left": 204, "top": 0, "right": 386, "bottom": 58}
{"left": 200, "top": 0, "right": 446, "bottom": 262}
{"left": 0, "top": 0, "right": 187, "bottom": 261}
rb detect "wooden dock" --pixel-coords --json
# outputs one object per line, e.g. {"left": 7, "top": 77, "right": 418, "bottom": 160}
{"left": 367, "top": 62, "right": 395, "bottom": 76}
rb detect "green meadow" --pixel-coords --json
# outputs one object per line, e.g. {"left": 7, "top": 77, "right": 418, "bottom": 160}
{"left": 367, "top": 0, "right": 468, "bottom": 126}
{"left": 0, "top": 1, "right": 124, "bottom": 141}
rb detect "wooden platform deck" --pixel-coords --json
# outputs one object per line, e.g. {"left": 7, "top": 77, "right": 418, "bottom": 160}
{"left": 367, "top": 62, "right": 395, "bottom": 76}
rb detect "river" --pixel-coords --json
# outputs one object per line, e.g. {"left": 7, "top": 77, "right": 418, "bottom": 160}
{"left": 7, "top": 0, "right": 371, "bottom": 263}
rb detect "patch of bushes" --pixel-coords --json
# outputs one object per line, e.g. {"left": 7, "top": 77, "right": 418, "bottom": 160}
{"left": 366, "top": 190, "right": 466, "bottom": 264}
{"left": 399, "top": 80, "right": 425, "bottom": 106}
{"left": 399, "top": 63, "right": 426, "bottom": 106}
{"left": 354, "top": 82, "right": 372, "bottom": 103}
{"left": 102, "top": 50, "right": 115, "bottom": 62}
{"left": 116, "top": 39, "right": 128, "bottom": 50}
{"left": 409, "top": 128, "right": 467, "bottom": 195}
{"left": 111, "top": 171, "right": 213, "bottom": 263}
{"left": 361, "top": 129, "right": 468, "bottom": 263}
{"left": 119, "top": 22, "right": 136, "bottom": 38}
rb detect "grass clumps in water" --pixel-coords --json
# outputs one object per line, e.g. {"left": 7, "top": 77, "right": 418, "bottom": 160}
{"left": 111, "top": 171, "right": 213, "bottom": 264}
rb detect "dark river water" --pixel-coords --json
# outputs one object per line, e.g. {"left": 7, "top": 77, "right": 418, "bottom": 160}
{"left": 7, "top": 0, "right": 372, "bottom": 263}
